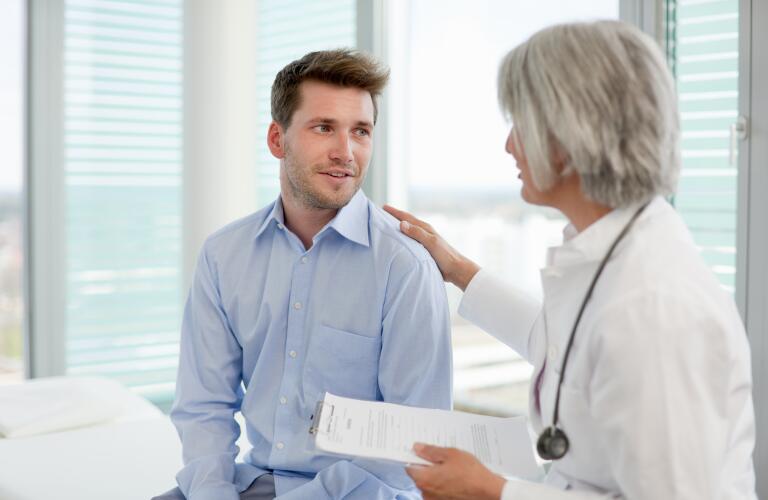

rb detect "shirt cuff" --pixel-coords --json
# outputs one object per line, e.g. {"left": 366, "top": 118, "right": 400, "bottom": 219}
{"left": 502, "top": 478, "right": 548, "bottom": 500}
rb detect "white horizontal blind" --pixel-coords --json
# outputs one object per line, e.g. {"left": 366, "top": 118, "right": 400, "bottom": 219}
{"left": 255, "top": 0, "right": 356, "bottom": 205}
{"left": 669, "top": 0, "right": 739, "bottom": 293}
{"left": 63, "top": 0, "right": 182, "bottom": 407}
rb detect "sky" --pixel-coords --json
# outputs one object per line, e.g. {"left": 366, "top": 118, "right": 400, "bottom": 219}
{"left": 399, "top": 0, "right": 619, "bottom": 190}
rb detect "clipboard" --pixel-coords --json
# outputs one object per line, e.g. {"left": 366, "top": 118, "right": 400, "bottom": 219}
{"left": 308, "top": 399, "right": 334, "bottom": 435}
{"left": 307, "top": 392, "right": 543, "bottom": 480}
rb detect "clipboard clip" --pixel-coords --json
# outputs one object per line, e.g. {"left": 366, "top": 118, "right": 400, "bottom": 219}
{"left": 309, "top": 400, "right": 334, "bottom": 435}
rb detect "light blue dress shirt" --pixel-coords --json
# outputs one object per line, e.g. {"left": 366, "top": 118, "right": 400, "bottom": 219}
{"left": 171, "top": 190, "right": 452, "bottom": 500}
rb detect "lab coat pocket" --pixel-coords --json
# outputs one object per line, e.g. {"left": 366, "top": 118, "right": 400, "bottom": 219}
{"left": 303, "top": 325, "right": 381, "bottom": 404}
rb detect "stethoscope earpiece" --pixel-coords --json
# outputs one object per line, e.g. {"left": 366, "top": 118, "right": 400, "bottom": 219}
{"left": 536, "top": 426, "right": 569, "bottom": 461}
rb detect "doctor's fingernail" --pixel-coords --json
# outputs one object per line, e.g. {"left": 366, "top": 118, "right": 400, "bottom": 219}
{"left": 401, "top": 221, "right": 411, "bottom": 232}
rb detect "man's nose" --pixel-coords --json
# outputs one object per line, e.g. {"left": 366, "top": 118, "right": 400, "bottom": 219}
{"left": 330, "top": 133, "right": 354, "bottom": 164}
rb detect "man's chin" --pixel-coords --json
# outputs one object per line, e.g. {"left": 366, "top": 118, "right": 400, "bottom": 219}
{"left": 305, "top": 188, "right": 359, "bottom": 211}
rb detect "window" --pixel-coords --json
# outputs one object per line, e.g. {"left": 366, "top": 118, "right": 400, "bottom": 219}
{"left": 0, "top": 0, "right": 25, "bottom": 385}
{"left": 666, "top": 0, "right": 739, "bottom": 294}
{"left": 387, "top": 0, "right": 620, "bottom": 415}
{"left": 62, "top": 0, "right": 183, "bottom": 408}
{"left": 254, "top": 0, "right": 356, "bottom": 206}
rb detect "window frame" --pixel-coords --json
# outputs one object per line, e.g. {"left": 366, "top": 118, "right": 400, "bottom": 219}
{"left": 26, "top": 0, "right": 67, "bottom": 378}
{"left": 740, "top": 0, "right": 768, "bottom": 495}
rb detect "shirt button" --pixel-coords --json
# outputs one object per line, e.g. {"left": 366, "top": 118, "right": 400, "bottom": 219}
{"left": 289, "top": 350, "right": 297, "bottom": 358}
{"left": 548, "top": 345, "right": 558, "bottom": 361}
{"left": 280, "top": 396, "right": 287, "bottom": 405}
{"left": 276, "top": 442, "right": 284, "bottom": 450}
{"left": 277, "top": 223, "right": 284, "bottom": 230}
{"left": 294, "top": 302, "right": 302, "bottom": 310}
{"left": 301, "top": 256, "right": 308, "bottom": 264}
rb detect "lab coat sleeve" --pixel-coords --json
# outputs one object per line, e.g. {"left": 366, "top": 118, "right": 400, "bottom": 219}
{"left": 501, "top": 479, "right": 617, "bottom": 500}
{"left": 458, "top": 268, "right": 541, "bottom": 361}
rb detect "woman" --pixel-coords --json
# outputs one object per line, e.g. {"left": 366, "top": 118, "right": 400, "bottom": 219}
{"left": 384, "top": 20, "right": 757, "bottom": 499}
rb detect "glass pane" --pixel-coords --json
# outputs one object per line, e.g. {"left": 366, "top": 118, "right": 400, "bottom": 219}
{"left": 63, "top": 0, "right": 183, "bottom": 408}
{"left": 0, "top": 0, "right": 25, "bottom": 384}
{"left": 254, "top": 0, "right": 356, "bottom": 206}
{"left": 388, "top": 0, "right": 619, "bottom": 415}
{"left": 666, "top": 0, "right": 739, "bottom": 294}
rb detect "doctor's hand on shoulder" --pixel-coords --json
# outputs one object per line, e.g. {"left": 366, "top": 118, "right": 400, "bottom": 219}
{"left": 383, "top": 205, "right": 479, "bottom": 291}
{"left": 406, "top": 443, "right": 506, "bottom": 500}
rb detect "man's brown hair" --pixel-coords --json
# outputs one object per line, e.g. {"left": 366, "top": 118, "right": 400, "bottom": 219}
{"left": 270, "top": 48, "right": 390, "bottom": 128}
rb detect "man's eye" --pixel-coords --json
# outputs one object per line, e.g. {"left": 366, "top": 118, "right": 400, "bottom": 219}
{"left": 315, "top": 125, "right": 331, "bottom": 133}
{"left": 354, "top": 128, "right": 370, "bottom": 137}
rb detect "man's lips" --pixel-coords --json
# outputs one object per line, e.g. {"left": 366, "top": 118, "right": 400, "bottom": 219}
{"left": 319, "top": 169, "right": 355, "bottom": 178}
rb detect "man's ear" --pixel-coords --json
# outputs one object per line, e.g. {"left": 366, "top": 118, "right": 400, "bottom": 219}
{"left": 267, "top": 121, "right": 286, "bottom": 159}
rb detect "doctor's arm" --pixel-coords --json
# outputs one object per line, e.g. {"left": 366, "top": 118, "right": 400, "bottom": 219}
{"left": 408, "top": 290, "right": 738, "bottom": 500}
{"left": 170, "top": 245, "right": 244, "bottom": 500}
{"left": 383, "top": 205, "right": 541, "bottom": 357}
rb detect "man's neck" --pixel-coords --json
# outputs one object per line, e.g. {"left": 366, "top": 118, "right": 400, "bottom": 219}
{"left": 281, "top": 193, "right": 339, "bottom": 250}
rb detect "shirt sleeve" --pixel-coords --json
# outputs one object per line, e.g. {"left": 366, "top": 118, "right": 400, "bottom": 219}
{"left": 458, "top": 268, "right": 541, "bottom": 361}
{"left": 170, "top": 243, "right": 244, "bottom": 500}
{"left": 277, "top": 250, "right": 452, "bottom": 500}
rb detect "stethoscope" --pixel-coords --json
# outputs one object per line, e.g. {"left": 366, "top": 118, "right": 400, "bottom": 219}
{"left": 536, "top": 202, "right": 650, "bottom": 461}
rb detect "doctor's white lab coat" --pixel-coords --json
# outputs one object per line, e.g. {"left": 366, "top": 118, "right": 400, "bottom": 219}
{"left": 458, "top": 196, "right": 757, "bottom": 499}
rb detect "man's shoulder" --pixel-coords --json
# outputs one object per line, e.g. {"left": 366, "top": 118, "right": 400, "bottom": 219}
{"left": 203, "top": 202, "right": 276, "bottom": 254}
{"left": 367, "top": 201, "right": 432, "bottom": 264}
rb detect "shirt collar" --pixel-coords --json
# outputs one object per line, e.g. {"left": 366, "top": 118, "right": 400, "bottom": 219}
{"left": 253, "top": 198, "right": 286, "bottom": 240}
{"left": 545, "top": 197, "right": 659, "bottom": 269}
{"left": 325, "top": 189, "right": 370, "bottom": 247}
{"left": 253, "top": 190, "right": 370, "bottom": 247}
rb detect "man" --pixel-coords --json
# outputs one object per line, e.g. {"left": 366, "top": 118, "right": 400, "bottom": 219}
{"left": 154, "top": 49, "right": 452, "bottom": 500}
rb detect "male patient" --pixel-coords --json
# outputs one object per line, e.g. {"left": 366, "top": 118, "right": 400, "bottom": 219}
{"left": 153, "top": 50, "right": 452, "bottom": 500}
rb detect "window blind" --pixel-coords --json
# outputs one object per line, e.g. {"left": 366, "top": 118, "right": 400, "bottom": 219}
{"left": 255, "top": 0, "right": 356, "bottom": 205}
{"left": 669, "top": 0, "right": 739, "bottom": 293}
{"left": 63, "top": 0, "right": 183, "bottom": 408}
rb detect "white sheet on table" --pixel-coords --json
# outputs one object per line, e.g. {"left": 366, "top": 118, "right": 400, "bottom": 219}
{"left": 0, "top": 376, "right": 162, "bottom": 438}
{"left": 0, "top": 417, "right": 182, "bottom": 500}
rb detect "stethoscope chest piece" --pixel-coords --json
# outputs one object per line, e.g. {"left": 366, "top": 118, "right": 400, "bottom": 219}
{"left": 537, "top": 426, "right": 569, "bottom": 461}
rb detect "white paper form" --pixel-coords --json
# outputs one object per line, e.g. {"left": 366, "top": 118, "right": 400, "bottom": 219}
{"left": 312, "top": 392, "right": 542, "bottom": 480}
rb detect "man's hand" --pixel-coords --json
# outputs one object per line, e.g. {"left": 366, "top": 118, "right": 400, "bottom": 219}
{"left": 382, "top": 205, "right": 480, "bottom": 291}
{"left": 405, "top": 443, "right": 505, "bottom": 500}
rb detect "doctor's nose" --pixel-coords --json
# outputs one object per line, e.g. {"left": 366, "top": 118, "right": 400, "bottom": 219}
{"left": 329, "top": 134, "right": 354, "bottom": 165}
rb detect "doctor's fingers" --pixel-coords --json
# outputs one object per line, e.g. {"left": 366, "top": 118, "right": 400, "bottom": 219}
{"left": 406, "top": 465, "right": 444, "bottom": 497}
{"left": 413, "top": 443, "right": 454, "bottom": 463}
{"left": 383, "top": 205, "right": 437, "bottom": 235}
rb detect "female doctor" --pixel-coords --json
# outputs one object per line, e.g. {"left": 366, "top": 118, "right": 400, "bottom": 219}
{"left": 385, "top": 20, "right": 757, "bottom": 500}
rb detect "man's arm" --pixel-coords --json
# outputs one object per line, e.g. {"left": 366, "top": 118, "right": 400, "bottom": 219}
{"left": 170, "top": 243, "right": 244, "bottom": 500}
{"left": 277, "top": 249, "right": 452, "bottom": 500}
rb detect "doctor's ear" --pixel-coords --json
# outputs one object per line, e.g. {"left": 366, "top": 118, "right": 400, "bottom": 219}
{"left": 267, "top": 121, "right": 286, "bottom": 160}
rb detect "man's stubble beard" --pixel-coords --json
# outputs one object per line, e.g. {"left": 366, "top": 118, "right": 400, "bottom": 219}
{"left": 283, "top": 145, "right": 365, "bottom": 211}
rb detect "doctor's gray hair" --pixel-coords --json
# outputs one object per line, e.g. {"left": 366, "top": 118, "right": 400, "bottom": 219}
{"left": 498, "top": 20, "right": 680, "bottom": 208}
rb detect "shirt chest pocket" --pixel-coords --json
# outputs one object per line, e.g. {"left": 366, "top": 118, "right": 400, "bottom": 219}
{"left": 302, "top": 325, "right": 381, "bottom": 403}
